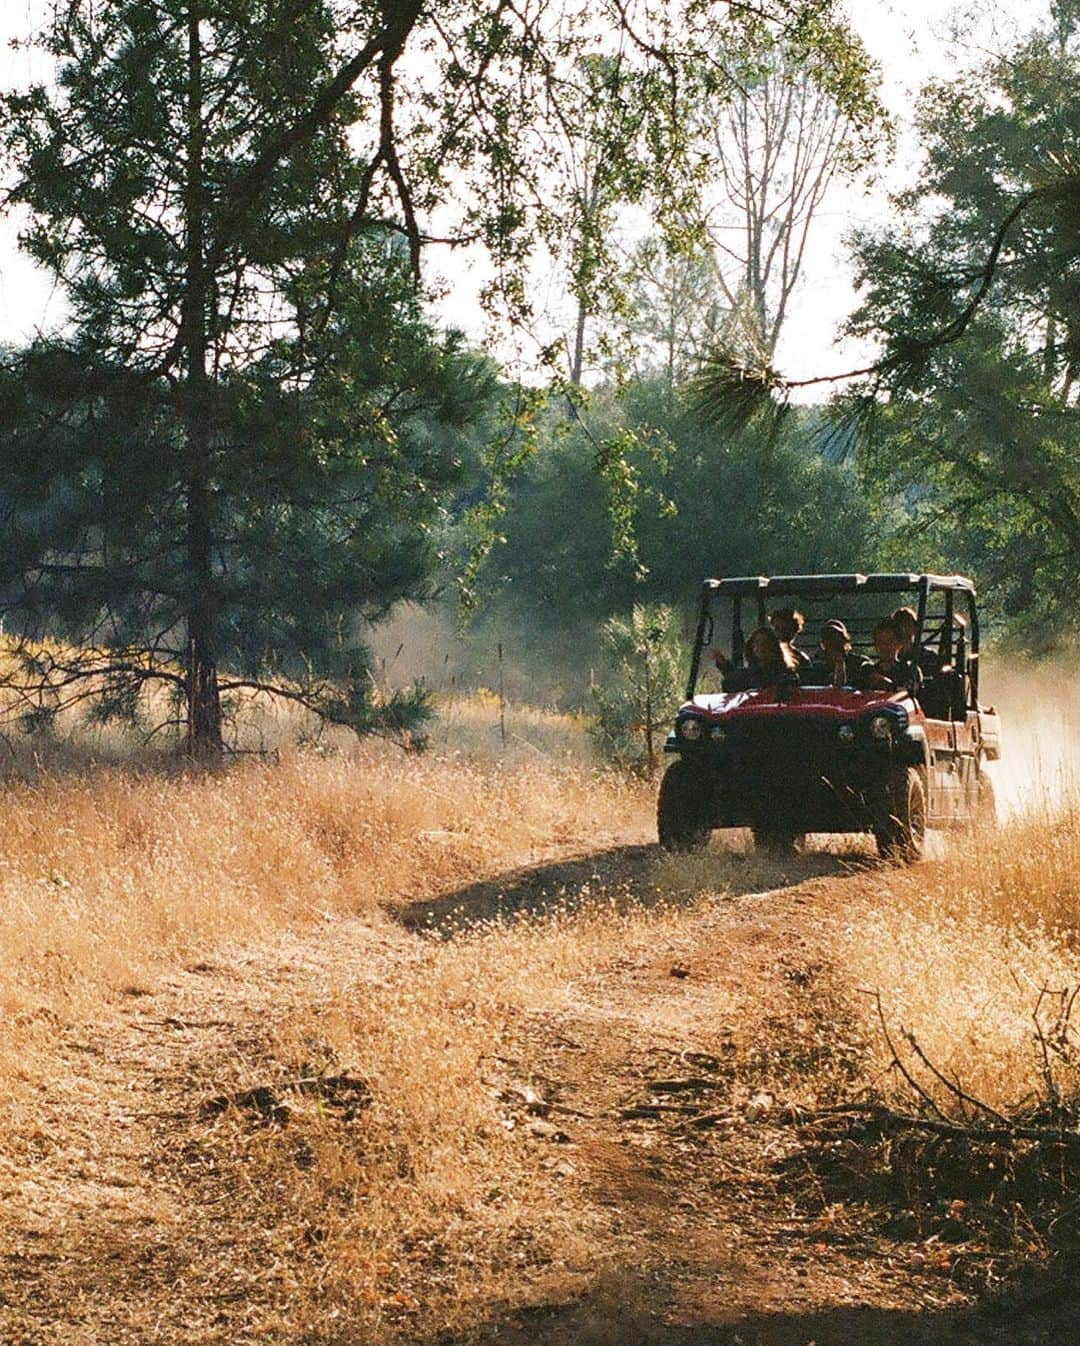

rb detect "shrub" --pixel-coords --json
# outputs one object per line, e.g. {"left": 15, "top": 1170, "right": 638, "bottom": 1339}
{"left": 589, "top": 604, "right": 687, "bottom": 768}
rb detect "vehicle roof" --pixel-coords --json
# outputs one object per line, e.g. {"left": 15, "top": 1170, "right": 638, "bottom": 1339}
{"left": 702, "top": 572, "right": 976, "bottom": 597}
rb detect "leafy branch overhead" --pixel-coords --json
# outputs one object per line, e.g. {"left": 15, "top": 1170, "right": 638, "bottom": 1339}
{"left": 691, "top": 171, "right": 1080, "bottom": 432}
{"left": 689, "top": 8, "right": 1080, "bottom": 641}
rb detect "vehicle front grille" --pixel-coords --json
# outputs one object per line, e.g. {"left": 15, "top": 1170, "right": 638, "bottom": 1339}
{"left": 724, "top": 716, "right": 845, "bottom": 777}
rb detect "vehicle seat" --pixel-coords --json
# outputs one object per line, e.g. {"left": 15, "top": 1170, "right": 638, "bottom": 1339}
{"left": 921, "top": 669, "right": 962, "bottom": 721}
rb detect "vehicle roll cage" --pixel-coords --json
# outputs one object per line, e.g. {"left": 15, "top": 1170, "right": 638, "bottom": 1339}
{"left": 686, "top": 573, "right": 981, "bottom": 703}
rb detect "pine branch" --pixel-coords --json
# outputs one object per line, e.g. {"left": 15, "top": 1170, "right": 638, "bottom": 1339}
{"left": 692, "top": 174, "right": 1080, "bottom": 428}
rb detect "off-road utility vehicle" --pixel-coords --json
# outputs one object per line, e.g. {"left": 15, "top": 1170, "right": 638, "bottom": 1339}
{"left": 658, "top": 573, "right": 1001, "bottom": 861}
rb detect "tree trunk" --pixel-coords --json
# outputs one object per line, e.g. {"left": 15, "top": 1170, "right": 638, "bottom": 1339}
{"left": 569, "top": 295, "right": 586, "bottom": 389}
{"left": 643, "top": 641, "right": 655, "bottom": 772}
{"left": 568, "top": 172, "right": 604, "bottom": 397}
{"left": 185, "top": 469, "right": 222, "bottom": 756}
{"left": 183, "top": 3, "right": 223, "bottom": 756}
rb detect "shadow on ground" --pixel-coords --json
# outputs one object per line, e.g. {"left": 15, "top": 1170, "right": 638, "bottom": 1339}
{"left": 420, "top": 1259, "right": 1080, "bottom": 1346}
{"left": 392, "top": 840, "right": 860, "bottom": 934}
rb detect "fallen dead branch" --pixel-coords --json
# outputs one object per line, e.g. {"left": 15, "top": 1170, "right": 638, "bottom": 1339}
{"left": 789, "top": 986, "right": 1080, "bottom": 1151}
{"left": 790, "top": 1101, "right": 1080, "bottom": 1147}
{"left": 683, "top": 1110, "right": 739, "bottom": 1130}
{"left": 620, "top": 1103, "right": 700, "bottom": 1120}
{"left": 648, "top": 1076, "right": 724, "bottom": 1094}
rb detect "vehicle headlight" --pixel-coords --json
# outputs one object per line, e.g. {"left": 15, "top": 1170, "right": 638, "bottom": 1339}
{"left": 678, "top": 717, "right": 703, "bottom": 741}
{"left": 710, "top": 725, "right": 726, "bottom": 743}
{"left": 869, "top": 714, "right": 893, "bottom": 741}
{"left": 837, "top": 724, "right": 855, "bottom": 744}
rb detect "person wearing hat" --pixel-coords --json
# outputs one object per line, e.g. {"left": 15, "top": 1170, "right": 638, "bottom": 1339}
{"left": 808, "top": 618, "right": 871, "bottom": 688}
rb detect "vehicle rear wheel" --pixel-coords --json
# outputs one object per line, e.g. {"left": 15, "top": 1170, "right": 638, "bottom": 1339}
{"left": 657, "top": 760, "right": 712, "bottom": 852}
{"left": 874, "top": 766, "right": 927, "bottom": 863}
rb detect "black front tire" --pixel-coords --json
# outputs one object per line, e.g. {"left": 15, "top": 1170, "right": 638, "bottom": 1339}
{"left": 874, "top": 766, "right": 927, "bottom": 863}
{"left": 657, "top": 759, "right": 712, "bottom": 852}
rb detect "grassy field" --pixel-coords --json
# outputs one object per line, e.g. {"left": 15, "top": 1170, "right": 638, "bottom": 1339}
{"left": 0, "top": 696, "right": 648, "bottom": 1049}
{"left": 1, "top": 677, "right": 1079, "bottom": 1342}
{"left": 83, "top": 784, "right": 1073, "bottom": 1344}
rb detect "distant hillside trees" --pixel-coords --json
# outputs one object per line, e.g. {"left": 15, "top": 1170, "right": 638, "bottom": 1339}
{"left": 474, "top": 380, "right": 877, "bottom": 689}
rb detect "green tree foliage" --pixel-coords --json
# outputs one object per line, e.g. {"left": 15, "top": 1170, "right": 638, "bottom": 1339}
{"left": 840, "top": 8, "right": 1080, "bottom": 641}
{"left": 692, "top": 5, "right": 1079, "bottom": 644}
{"left": 0, "top": 255, "right": 501, "bottom": 747}
{"left": 0, "top": 3, "right": 511, "bottom": 751}
{"left": 589, "top": 604, "right": 686, "bottom": 767}
{"left": 477, "top": 378, "right": 877, "bottom": 692}
{"left": 0, "top": 0, "right": 881, "bottom": 752}
{"left": 556, "top": 54, "right": 660, "bottom": 389}
{"left": 622, "top": 234, "right": 726, "bottom": 385}
{"left": 557, "top": 19, "right": 881, "bottom": 390}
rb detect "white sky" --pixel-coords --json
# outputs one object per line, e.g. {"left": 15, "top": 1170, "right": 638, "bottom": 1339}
{"left": 0, "top": 0, "right": 1049, "bottom": 386}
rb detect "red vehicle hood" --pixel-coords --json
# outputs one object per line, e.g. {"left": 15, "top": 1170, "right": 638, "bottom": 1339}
{"left": 680, "top": 686, "right": 916, "bottom": 721}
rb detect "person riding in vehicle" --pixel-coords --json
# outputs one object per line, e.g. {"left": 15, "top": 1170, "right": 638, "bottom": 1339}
{"left": 890, "top": 605, "right": 941, "bottom": 677}
{"left": 808, "top": 619, "right": 870, "bottom": 688}
{"left": 862, "top": 617, "right": 917, "bottom": 691}
{"left": 721, "top": 625, "right": 800, "bottom": 692}
{"left": 769, "top": 608, "right": 812, "bottom": 666}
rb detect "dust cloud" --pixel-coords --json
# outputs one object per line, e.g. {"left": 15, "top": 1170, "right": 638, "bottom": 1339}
{"left": 982, "top": 659, "right": 1078, "bottom": 815}
{"left": 368, "top": 606, "right": 1077, "bottom": 818}
{"left": 366, "top": 601, "right": 599, "bottom": 710}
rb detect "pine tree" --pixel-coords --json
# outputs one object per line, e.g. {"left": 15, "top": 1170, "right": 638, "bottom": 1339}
{"left": 0, "top": 3, "right": 499, "bottom": 751}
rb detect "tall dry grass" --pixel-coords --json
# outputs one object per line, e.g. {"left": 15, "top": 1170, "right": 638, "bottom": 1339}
{"left": 1, "top": 667, "right": 1075, "bottom": 1339}
{"left": 838, "top": 796, "right": 1080, "bottom": 1118}
{"left": 0, "top": 696, "right": 652, "bottom": 1342}
{"left": 0, "top": 705, "right": 651, "bottom": 1057}
{"left": 187, "top": 867, "right": 744, "bottom": 1342}
{"left": 198, "top": 957, "right": 601, "bottom": 1342}
{"left": 175, "top": 792, "right": 1080, "bottom": 1345}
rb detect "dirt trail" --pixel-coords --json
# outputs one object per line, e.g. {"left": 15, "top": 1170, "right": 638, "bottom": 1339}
{"left": 0, "top": 839, "right": 1073, "bottom": 1345}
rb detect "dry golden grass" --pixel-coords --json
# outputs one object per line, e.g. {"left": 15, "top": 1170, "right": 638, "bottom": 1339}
{"left": 166, "top": 787, "right": 1080, "bottom": 1345}
{"left": 633, "top": 798, "right": 1080, "bottom": 1119}
{"left": 0, "top": 702, "right": 655, "bottom": 1340}
{"left": 0, "top": 701, "right": 651, "bottom": 1064}
{"left": 837, "top": 796, "right": 1080, "bottom": 1118}
{"left": 433, "top": 688, "right": 595, "bottom": 763}
{"left": 2, "top": 666, "right": 1079, "bottom": 1343}
{"left": 199, "top": 965, "right": 600, "bottom": 1342}
{"left": 183, "top": 877, "right": 750, "bottom": 1341}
